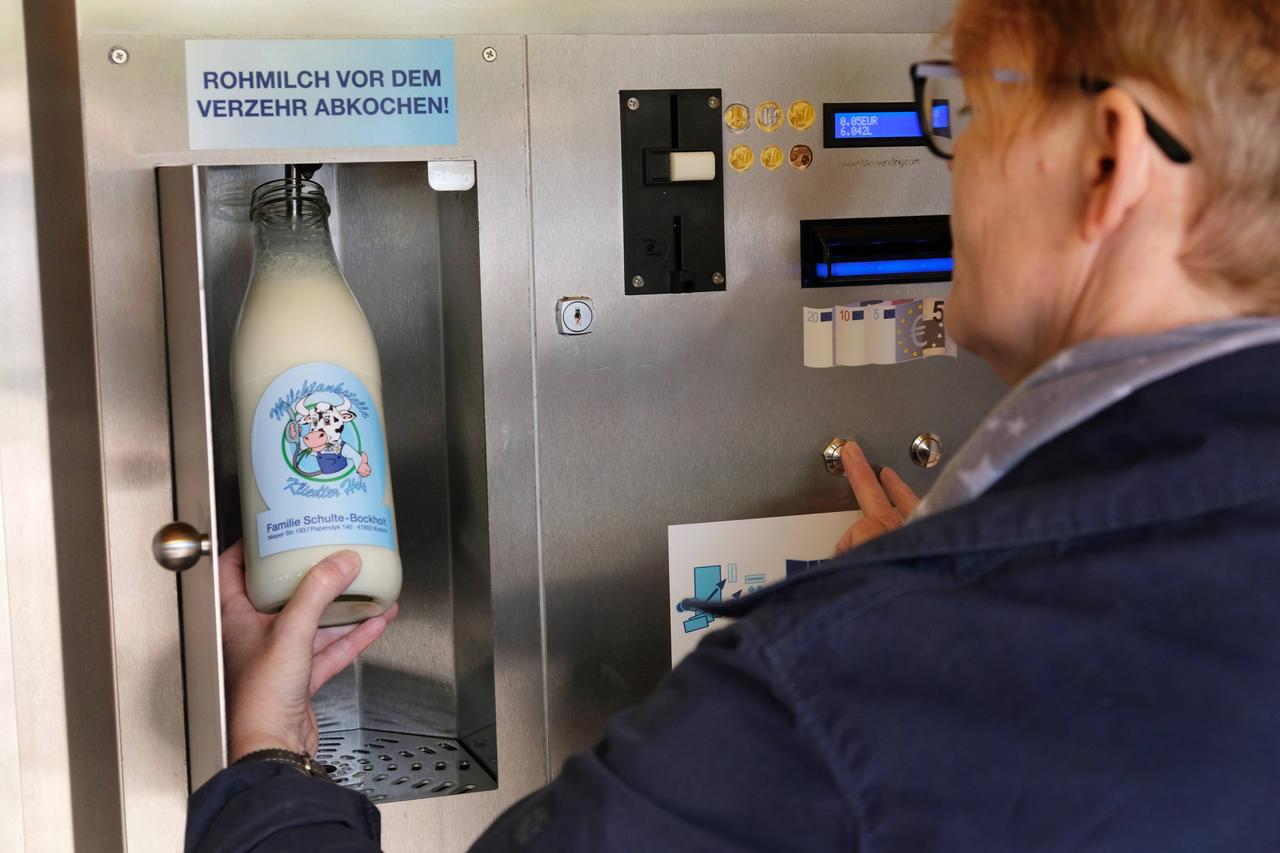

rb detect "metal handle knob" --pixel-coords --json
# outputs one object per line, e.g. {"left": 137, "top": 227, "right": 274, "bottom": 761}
{"left": 822, "top": 436, "right": 849, "bottom": 475}
{"left": 152, "top": 522, "right": 211, "bottom": 572}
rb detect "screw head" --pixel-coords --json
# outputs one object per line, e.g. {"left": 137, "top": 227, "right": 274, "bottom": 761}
{"left": 711, "top": 272, "right": 725, "bottom": 285}
{"left": 630, "top": 275, "right": 645, "bottom": 289}
{"left": 626, "top": 97, "right": 640, "bottom": 111}
{"left": 109, "top": 46, "right": 129, "bottom": 65}
{"left": 482, "top": 46, "right": 497, "bottom": 63}
{"left": 708, "top": 95, "right": 721, "bottom": 109}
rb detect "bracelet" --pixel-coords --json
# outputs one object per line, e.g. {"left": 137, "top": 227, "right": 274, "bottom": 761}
{"left": 233, "top": 748, "right": 330, "bottom": 779}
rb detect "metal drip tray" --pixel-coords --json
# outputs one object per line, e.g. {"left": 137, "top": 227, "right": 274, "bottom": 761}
{"left": 314, "top": 729, "right": 497, "bottom": 803}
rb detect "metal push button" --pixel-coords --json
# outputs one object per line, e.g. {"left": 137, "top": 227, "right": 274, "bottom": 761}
{"left": 910, "top": 433, "right": 943, "bottom": 468}
{"left": 822, "top": 436, "right": 849, "bottom": 475}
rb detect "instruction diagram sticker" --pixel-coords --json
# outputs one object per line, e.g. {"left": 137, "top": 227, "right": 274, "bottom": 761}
{"left": 668, "top": 511, "right": 860, "bottom": 667}
{"left": 185, "top": 39, "right": 457, "bottom": 150}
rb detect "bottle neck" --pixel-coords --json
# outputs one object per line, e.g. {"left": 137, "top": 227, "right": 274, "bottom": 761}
{"left": 250, "top": 207, "right": 344, "bottom": 283}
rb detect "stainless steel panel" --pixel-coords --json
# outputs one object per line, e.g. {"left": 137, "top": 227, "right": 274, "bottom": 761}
{"left": 158, "top": 166, "right": 228, "bottom": 791}
{"left": 436, "top": 187, "right": 498, "bottom": 748}
{"left": 76, "top": 1, "right": 955, "bottom": 38}
{"left": 527, "top": 34, "right": 1007, "bottom": 768}
{"left": 186, "top": 160, "right": 494, "bottom": 768}
{"left": 326, "top": 164, "right": 462, "bottom": 738}
{"left": 20, "top": 0, "right": 127, "bottom": 850}
{"left": 81, "top": 33, "right": 546, "bottom": 852}
{"left": 0, "top": 0, "right": 74, "bottom": 848}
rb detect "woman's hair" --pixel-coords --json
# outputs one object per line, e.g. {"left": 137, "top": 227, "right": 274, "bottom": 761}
{"left": 951, "top": 0, "right": 1280, "bottom": 305}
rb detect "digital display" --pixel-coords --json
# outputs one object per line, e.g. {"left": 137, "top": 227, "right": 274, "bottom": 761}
{"left": 823, "top": 101, "right": 928, "bottom": 149}
{"left": 832, "top": 111, "right": 922, "bottom": 140}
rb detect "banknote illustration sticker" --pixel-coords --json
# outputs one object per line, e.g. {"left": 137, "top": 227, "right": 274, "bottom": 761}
{"left": 804, "top": 307, "right": 836, "bottom": 368}
{"left": 808, "top": 295, "right": 957, "bottom": 368}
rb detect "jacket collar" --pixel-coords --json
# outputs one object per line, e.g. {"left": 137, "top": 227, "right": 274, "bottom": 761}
{"left": 916, "top": 318, "right": 1280, "bottom": 520}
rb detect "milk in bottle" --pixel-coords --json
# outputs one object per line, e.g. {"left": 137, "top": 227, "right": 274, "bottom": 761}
{"left": 231, "top": 172, "right": 401, "bottom": 627}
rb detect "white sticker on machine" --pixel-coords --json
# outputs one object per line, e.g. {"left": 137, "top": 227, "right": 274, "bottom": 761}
{"left": 668, "top": 511, "right": 860, "bottom": 667}
{"left": 803, "top": 307, "right": 835, "bottom": 368}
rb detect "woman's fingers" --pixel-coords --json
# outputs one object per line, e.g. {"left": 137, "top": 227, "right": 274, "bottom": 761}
{"left": 272, "top": 551, "right": 362, "bottom": 648}
{"left": 309, "top": 611, "right": 392, "bottom": 696}
{"left": 218, "top": 540, "right": 249, "bottom": 604}
{"left": 880, "top": 466, "right": 921, "bottom": 518}
{"left": 218, "top": 541, "right": 271, "bottom": 656}
{"left": 835, "top": 516, "right": 896, "bottom": 556}
{"left": 835, "top": 523, "right": 862, "bottom": 556}
{"left": 311, "top": 602, "right": 400, "bottom": 656}
{"left": 833, "top": 444, "right": 923, "bottom": 556}
{"left": 841, "top": 441, "right": 897, "bottom": 524}
{"left": 310, "top": 621, "right": 363, "bottom": 655}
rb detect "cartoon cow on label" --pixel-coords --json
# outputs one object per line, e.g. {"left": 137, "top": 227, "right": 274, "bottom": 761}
{"left": 287, "top": 395, "right": 372, "bottom": 478}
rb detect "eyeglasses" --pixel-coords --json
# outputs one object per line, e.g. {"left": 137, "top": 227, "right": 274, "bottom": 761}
{"left": 910, "top": 60, "right": 1193, "bottom": 165}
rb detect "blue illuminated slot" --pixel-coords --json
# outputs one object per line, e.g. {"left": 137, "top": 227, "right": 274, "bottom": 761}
{"left": 813, "top": 257, "right": 955, "bottom": 279}
{"left": 801, "top": 214, "right": 953, "bottom": 288}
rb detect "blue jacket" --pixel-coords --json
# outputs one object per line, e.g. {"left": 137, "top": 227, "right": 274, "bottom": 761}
{"left": 187, "top": 344, "right": 1280, "bottom": 851}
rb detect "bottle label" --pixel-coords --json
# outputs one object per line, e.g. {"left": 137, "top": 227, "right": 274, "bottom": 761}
{"left": 251, "top": 362, "right": 395, "bottom": 558}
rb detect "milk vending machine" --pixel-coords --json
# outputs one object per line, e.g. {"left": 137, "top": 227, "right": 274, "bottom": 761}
{"left": 7, "top": 1, "right": 1006, "bottom": 850}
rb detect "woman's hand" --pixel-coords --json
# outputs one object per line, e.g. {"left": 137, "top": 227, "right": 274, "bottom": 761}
{"left": 220, "top": 542, "right": 399, "bottom": 761}
{"left": 834, "top": 440, "right": 920, "bottom": 556}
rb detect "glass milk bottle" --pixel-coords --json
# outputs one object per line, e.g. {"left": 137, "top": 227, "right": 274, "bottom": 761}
{"left": 231, "top": 173, "right": 401, "bottom": 627}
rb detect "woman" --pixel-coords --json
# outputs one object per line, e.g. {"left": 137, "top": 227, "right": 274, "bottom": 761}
{"left": 188, "top": 1, "right": 1280, "bottom": 849}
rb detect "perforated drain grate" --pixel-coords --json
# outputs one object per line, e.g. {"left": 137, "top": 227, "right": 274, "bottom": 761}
{"left": 314, "top": 728, "right": 497, "bottom": 803}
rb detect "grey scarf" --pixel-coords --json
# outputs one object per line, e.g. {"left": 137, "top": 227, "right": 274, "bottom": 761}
{"left": 914, "top": 317, "right": 1280, "bottom": 520}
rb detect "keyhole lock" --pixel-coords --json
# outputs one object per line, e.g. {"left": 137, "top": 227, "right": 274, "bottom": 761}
{"left": 556, "top": 297, "right": 595, "bottom": 336}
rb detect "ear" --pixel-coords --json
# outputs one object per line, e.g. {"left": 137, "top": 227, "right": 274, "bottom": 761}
{"left": 1081, "top": 86, "right": 1153, "bottom": 242}
{"left": 338, "top": 411, "right": 356, "bottom": 422}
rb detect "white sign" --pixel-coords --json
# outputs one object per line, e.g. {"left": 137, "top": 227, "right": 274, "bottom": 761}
{"left": 185, "top": 39, "right": 458, "bottom": 151}
{"left": 668, "top": 511, "right": 860, "bottom": 666}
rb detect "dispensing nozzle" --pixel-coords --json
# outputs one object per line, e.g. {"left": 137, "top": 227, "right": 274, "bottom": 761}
{"left": 284, "top": 163, "right": 324, "bottom": 217}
